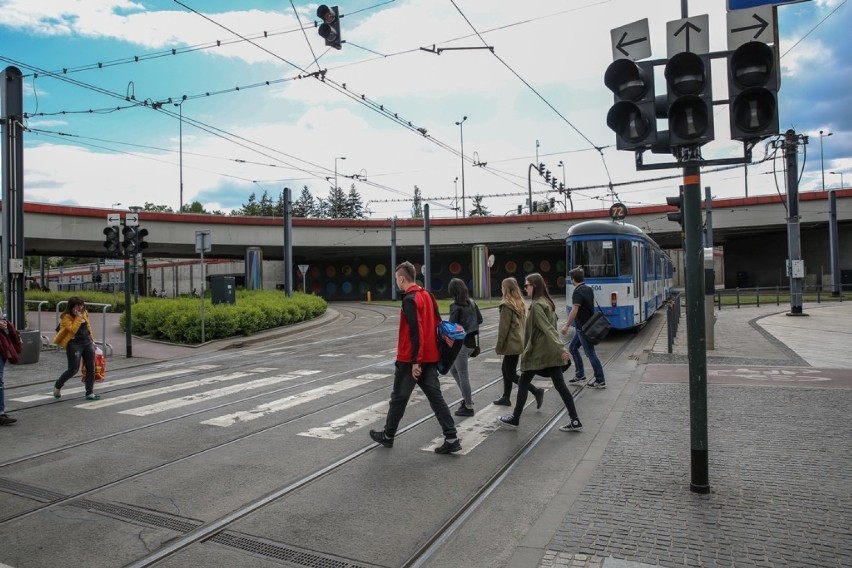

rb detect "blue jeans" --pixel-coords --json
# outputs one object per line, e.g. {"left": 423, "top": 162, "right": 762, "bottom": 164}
{"left": 568, "top": 325, "right": 605, "bottom": 382}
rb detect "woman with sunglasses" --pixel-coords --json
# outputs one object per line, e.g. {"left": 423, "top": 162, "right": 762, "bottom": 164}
{"left": 497, "top": 273, "right": 582, "bottom": 432}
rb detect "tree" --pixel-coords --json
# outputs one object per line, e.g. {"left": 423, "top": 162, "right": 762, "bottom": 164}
{"left": 259, "top": 191, "right": 276, "bottom": 217}
{"left": 469, "top": 194, "right": 490, "bottom": 217}
{"left": 292, "top": 186, "right": 317, "bottom": 218}
{"left": 346, "top": 184, "right": 366, "bottom": 219}
{"left": 235, "top": 193, "right": 262, "bottom": 216}
{"left": 411, "top": 185, "right": 423, "bottom": 218}
{"left": 143, "top": 202, "right": 174, "bottom": 212}
{"left": 325, "top": 185, "right": 347, "bottom": 219}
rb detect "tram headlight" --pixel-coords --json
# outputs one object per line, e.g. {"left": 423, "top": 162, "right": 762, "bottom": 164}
{"left": 611, "top": 292, "right": 617, "bottom": 307}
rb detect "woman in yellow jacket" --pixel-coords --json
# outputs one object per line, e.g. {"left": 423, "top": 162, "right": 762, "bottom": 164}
{"left": 52, "top": 297, "right": 100, "bottom": 400}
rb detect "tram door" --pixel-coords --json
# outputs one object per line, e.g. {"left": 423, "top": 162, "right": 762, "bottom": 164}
{"left": 632, "top": 242, "right": 642, "bottom": 322}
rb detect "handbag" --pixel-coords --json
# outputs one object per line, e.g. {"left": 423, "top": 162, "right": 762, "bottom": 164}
{"left": 81, "top": 346, "right": 106, "bottom": 382}
{"left": 581, "top": 309, "right": 612, "bottom": 345}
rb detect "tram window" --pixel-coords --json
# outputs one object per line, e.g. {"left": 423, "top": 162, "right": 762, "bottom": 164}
{"left": 574, "top": 240, "right": 616, "bottom": 277}
{"left": 618, "top": 241, "right": 632, "bottom": 276}
{"left": 645, "top": 248, "right": 654, "bottom": 277}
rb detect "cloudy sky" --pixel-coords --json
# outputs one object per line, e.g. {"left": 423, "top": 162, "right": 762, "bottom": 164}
{"left": 0, "top": 0, "right": 849, "bottom": 219}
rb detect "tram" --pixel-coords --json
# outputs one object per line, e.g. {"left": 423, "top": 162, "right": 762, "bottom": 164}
{"left": 565, "top": 219, "right": 673, "bottom": 330}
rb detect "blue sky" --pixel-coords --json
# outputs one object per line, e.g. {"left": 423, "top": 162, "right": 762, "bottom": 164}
{"left": 0, "top": 0, "right": 849, "bottom": 219}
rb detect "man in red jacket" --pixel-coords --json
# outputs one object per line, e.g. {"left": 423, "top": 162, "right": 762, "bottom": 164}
{"left": 370, "top": 261, "right": 461, "bottom": 454}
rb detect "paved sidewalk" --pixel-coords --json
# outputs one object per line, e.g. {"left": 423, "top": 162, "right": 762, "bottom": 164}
{"left": 536, "top": 301, "right": 852, "bottom": 568}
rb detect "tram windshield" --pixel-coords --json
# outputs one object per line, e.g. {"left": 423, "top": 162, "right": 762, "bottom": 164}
{"left": 573, "top": 240, "right": 617, "bottom": 277}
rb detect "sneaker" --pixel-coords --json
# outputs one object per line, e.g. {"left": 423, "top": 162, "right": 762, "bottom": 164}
{"left": 0, "top": 413, "right": 17, "bottom": 426}
{"left": 369, "top": 429, "right": 394, "bottom": 448}
{"left": 84, "top": 394, "right": 101, "bottom": 401}
{"left": 559, "top": 418, "right": 583, "bottom": 432}
{"left": 434, "top": 438, "right": 462, "bottom": 454}
{"left": 455, "top": 404, "right": 474, "bottom": 417}
{"left": 568, "top": 375, "right": 586, "bottom": 384}
{"left": 492, "top": 396, "right": 511, "bottom": 406}
{"left": 533, "top": 388, "right": 544, "bottom": 409}
{"left": 497, "top": 414, "right": 519, "bottom": 429}
{"left": 587, "top": 380, "right": 606, "bottom": 389}
{"left": 53, "top": 387, "right": 61, "bottom": 399}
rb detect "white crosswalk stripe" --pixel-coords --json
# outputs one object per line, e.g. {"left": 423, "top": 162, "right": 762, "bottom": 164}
{"left": 298, "top": 391, "right": 426, "bottom": 439}
{"left": 11, "top": 365, "right": 220, "bottom": 403}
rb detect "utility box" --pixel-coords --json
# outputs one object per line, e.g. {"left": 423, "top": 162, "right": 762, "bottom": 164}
{"left": 210, "top": 276, "right": 236, "bottom": 305}
{"left": 17, "top": 330, "right": 41, "bottom": 364}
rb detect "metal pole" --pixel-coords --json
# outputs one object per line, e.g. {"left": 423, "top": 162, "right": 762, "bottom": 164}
{"left": 704, "top": 186, "right": 713, "bottom": 247}
{"left": 200, "top": 249, "right": 206, "bottom": 343}
{"left": 783, "top": 129, "right": 806, "bottom": 316}
{"left": 820, "top": 130, "right": 832, "bottom": 192}
{"left": 829, "top": 190, "right": 840, "bottom": 296}
{"left": 178, "top": 101, "right": 184, "bottom": 212}
{"left": 456, "top": 116, "right": 467, "bottom": 218}
{"left": 283, "top": 187, "right": 293, "bottom": 298}
{"left": 391, "top": 216, "right": 398, "bottom": 301}
{"left": 124, "top": 257, "right": 133, "bottom": 357}
{"left": 1, "top": 66, "right": 26, "bottom": 328}
{"left": 423, "top": 204, "right": 431, "bottom": 290}
{"left": 684, "top": 160, "right": 709, "bottom": 494}
{"left": 527, "top": 163, "right": 535, "bottom": 214}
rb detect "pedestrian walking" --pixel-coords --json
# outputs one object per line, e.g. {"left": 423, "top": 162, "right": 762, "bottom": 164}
{"left": 497, "top": 273, "right": 582, "bottom": 432}
{"left": 370, "top": 261, "right": 462, "bottom": 454}
{"left": 0, "top": 317, "right": 21, "bottom": 426}
{"left": 493, "top": 277, "right": 545, "bottom": 409}
{"left": 447, "top": 278, "right": 483, "bottom": 417}
{"left": 561, "top": 267, "right": 606, "bottom": 389}
{"left": 52, "top": 297, "right": 102, "bottom": 401}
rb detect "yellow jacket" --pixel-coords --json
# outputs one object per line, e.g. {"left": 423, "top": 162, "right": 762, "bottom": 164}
{"left": 52, "top": 310, "right": 95, "bottom": 349}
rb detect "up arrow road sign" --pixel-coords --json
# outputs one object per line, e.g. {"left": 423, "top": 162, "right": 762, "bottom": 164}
{"left": 727, "top": 5, "right": 775, "bottom": 50}
{"left": 610, "top": 18, "right": 651, "bottom": 61}
{"left": 666, "top": 14, "right": 710, "bottom": 56}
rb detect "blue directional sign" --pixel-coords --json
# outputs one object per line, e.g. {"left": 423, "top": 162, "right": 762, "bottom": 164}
{"left": 728, "top": 0, "right": 810, "bottom": 10}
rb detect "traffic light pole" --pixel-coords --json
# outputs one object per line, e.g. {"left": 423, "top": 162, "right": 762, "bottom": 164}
{"left": 683, "top": 161, "right": 709, "bottom": 494}
{"left": 124, "top": 256, "right": 132, "bottom": 358}
{"left": 782, "top": 129, "right": 807, "bottom": 316}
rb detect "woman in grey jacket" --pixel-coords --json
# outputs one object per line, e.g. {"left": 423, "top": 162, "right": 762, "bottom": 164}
{"left": 497, "top": 273, "right": 582, "bottom": 432}
{"left": 493, "top": 278, "right": 544, "bottom": 408}
{"left": 448, "top": 278, "right": 482, "bottom": 416}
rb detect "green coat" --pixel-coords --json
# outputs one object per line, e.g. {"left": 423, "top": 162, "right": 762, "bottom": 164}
{"left": 520, "top": 300, "right": 567, "bottom": 372}
{"left": 495, "top": 302, "right": 525, "bottom": 356}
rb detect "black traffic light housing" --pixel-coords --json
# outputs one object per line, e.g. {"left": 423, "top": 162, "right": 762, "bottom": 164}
{"left": 122, "top": 225, "right": 138, "bottom": 255}
{"left": 604, "top": 59, "right": 659, "bottom": 150}
{"left": 666, "top": 186, "right": 685, "bottom": 227}
{"left": 728, "top": 41, "right": 779, "bottom": 141}
{"left": 137, "top": 228, "right": 149, "bottom": 253}
{"left": 538, "top": 163, "right": 546, "bottom": 176}
{"left": 317, "top": 5, "right": 342, "bottom": 50}
{"left": 103, "top": 226, "right": 121, "bottom": 257}
{"left": 665, "top": 52, "right": 714, "bottom": 146}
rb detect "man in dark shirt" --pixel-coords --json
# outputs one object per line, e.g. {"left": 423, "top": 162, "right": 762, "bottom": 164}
{"left": 370, "top": 261, "right": 461, "bottom": 454}
{"left": 561, "top": 267, "right": 607, "bottom": 388}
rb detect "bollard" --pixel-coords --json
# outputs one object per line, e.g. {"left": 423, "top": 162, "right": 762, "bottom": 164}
{"left": 367, "top": 291, "right": 372, "bottom": 302}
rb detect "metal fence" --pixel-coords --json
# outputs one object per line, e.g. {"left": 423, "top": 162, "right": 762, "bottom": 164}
{"left": 666, "top": 292, "right": 682, "bottom": 354}
{"left": 714, "top": 284, "right": 850, "bottom": 309}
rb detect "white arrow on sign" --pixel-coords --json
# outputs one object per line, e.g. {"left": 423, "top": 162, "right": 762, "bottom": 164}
{"left": 727, "top": 5, "right": 775, "bottom": 50}
{"left": 610, "top": 18, "right": 651, "bottom": 61}
{"left": 666, "top": 14, "right": 710, "bottom": 56}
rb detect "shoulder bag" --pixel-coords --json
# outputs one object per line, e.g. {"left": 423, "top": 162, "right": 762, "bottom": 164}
{"left": 580, "top": 297, "right": 612, "bottom": 345}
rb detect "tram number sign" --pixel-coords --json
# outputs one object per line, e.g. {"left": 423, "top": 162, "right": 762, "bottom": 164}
{"left": 609, "top": 202, "right": 629, "bottom": 220}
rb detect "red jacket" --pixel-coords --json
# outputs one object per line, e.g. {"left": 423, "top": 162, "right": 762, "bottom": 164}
{"left": 0, "top": 319, "right": 23, "bottom": 364}
{"left": 397, "top": 284, "right": 440, "bottom": 365}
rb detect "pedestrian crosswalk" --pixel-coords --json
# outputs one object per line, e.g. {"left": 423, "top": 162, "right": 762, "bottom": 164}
{"left": 17, "top": 364, "right": 542, "bottom": 455}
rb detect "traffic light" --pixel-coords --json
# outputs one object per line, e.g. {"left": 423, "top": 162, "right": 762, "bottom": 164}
{"left": 137, "top": 228, "right": 149, "bottom": 253}
{"left": 545, "top": 170, "right": 552, "bottom": 183}
{"left": 317, "top": 5, "right": 342, "bottom": 50}
{"left": 604, "top": 59, "right": 658, "bottom": 150}
{"left": 666, "top": 186, "right": 684, "bottom": 227}
{"left": 551, "top": 178, "right": 557, "bottom": 190}
{"left": 728, "top": 41, "right": 779, "bottom": 141}
{"left": 103, "top": 226, "right": 121, "bottom": 257}
{"left": 122, "top": 225, "right": 137, "bottom": 255}
{"left": 664, "top": 52, "right": 714, "bottom": 146}
{"left": 538, "top": 163, "right": 546, "bottom": 176}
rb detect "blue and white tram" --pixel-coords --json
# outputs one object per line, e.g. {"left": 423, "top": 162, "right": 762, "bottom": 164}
{"left": 565, "top": 220, "right": 673, "bottom": 329}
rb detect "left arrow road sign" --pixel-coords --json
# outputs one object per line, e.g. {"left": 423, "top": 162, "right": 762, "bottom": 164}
{"left": 610, "top": 18, "right": 651, "bottom": 61}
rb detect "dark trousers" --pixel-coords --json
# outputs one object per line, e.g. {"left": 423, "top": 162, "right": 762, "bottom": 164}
{"left": 500, "top": 354, "right": 544, "bottom": 400}
{"left": 55, "top": 340, "right": 96, "bottom": 395}
{"left": 384, "top": 362, "right": 457, "bottom": 440}
{"left": 513, "top": 366, "right": 578, "bottom": 421}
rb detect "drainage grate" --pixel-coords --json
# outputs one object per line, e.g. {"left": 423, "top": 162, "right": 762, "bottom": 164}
{"left": 210, "top": 531, "right": 374, "bottom": 568}
{"left": 0, "top": 477, "right": 67, "bottom": 503}
{"left": 71, "top": 499, "right": 203, "bottom": 534}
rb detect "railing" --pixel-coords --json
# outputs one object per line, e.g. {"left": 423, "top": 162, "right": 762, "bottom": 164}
{"left": 714, "top": 284, "right": 850, "bottom": 309}
{"left": 666, "top": 292, "right": 682, "bottom": 354}
{"left": 23, "top": 300, "right": 51, "bottom": 349}
{"left": 55, "top": 301, "right": 114, "bottom": 357}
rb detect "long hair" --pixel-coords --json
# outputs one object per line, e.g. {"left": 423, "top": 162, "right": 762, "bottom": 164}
{"left": 63, "top": 296, "right": 86, "bottom": 316}
{"left": 448, "top": 278, "right": 470, "bottom": 306}
{"left": 524, "top": 273, "right": 555, "bottom": 311}
{"left": 501, "top": 277, "right": 526, "bottom": 313}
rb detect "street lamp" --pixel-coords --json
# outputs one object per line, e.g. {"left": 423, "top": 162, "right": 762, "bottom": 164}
{"left": 454, "top": 177, "right": 459, "bottom": 218}
{"left": 820, "top": 130, "right": 833, "bottom": 191}
{"left": 174, "top": 99, "right": 186, "bottom": 213}
{"left": 830, "top": 171, "right": 845, "bottom": 189}
{"left": 557, "top": 160, "right": 573, "bottom": 212}
{"left": 334, "top": 156, "right": 346, "bottom": 218}
{"left": 455, "top": 116, "right": 467, "bottom": 218}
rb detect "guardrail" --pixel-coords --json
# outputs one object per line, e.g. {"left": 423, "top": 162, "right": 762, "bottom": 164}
{"left": 23, "top": 299, "right": 51, "bottom": 349}
{"left": 55, "top": 301, "right": 114, "bottom": 357}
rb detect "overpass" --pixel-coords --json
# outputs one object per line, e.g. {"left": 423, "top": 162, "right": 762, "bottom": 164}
{"left": 6, "top": 189, "right": 852, "bottom": 296}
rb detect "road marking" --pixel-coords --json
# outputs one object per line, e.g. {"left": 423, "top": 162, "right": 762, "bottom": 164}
{"left": 200, "top": 375, "right": 384, "bottom": 427}
{"left": 298, "top": 391, "right": 426, "bottom": 439}
{"left": 75, "top": 371, "right": 258, "bottom": 409}
{"left": 422, "top": 394, "right": 540, "bottom": 455}
{"left": 118, "top": 374, "right": 303, "bottom": 416}
{"left": 11, "top": 365, "right": 221, "bottom": 403}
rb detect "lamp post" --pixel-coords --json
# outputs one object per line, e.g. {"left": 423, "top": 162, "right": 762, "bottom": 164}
{"left": 557, "top": 160, "right": 573, "bottom": 212}
{"left": 455, "top": 116, "right": 467, "bottom": 218}
{"left": 334, "top": 156, "right": 346, "bottom": 218}
{"left": 174, "top": 99, "right": 186, "bottom": 213}
{"left": 830, "top": 171, "right": 845, "bottom": 189}
{"left": 454, "top": 177, "right": 459, "bottom": 218}
{"left": 820, "top": 130, "right": 833, "bottom": 191}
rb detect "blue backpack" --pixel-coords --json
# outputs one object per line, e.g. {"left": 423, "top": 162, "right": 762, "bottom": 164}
{"left": 430, "top": 294, "right": 466, "bottom": 375}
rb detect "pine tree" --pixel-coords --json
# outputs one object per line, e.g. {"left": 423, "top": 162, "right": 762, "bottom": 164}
{"left": 346, "top": 184, "right": 366, "bottom": 219}
{"left": 469, "top": 194, "right": 490, "bottom": 217}
{"left": 292, "top": 186, "right": 317, "bottom": 218}
{"left": 411, "top": 185, "right": 423, "bottom": 218}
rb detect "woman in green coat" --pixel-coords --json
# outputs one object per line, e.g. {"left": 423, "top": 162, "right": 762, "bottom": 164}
{"left": 497, "top": 273, "right": 582, "bottom": 432}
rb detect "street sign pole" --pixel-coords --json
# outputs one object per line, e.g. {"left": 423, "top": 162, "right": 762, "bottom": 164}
{"left": 124, "top": 255, "right": 132, "bottom": 358}
{"left": 298, "top": 264, "right": 309, "bottom": 293}
{"left": 195, "top": 230, "right": 212, "bottom": 343}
